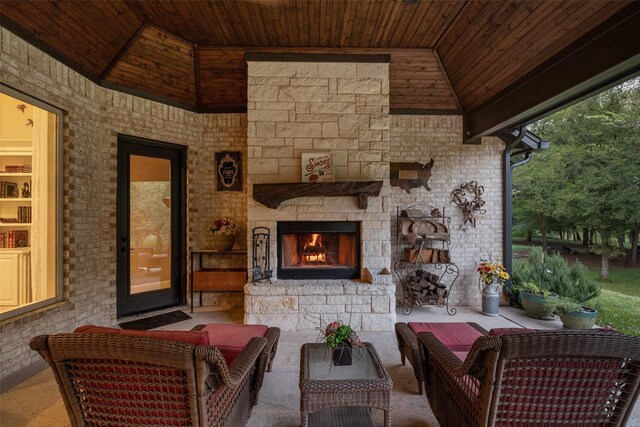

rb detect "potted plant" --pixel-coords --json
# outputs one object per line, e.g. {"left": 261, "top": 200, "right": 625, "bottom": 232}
{"left": 516, "top": 282, "right": 559, "bottom": 319}
{"left": 477, "top": 259, "right": 510, "bottom": 317}
{"left": 208, "top": 217, "right": 238, "bottom": 251}
{"left": 509, "top": 247, "right": 600, "bottom": 324}
{"left": 322, "top": 321, "right": 362, "bottom": 366}
{"left": 555, "top": 299, "right": 599, "bottom": 329}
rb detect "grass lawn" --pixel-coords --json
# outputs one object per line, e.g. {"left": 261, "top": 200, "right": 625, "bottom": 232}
{"left": 586, "top": 268, "right": 640, "bottom": 336}
{"left": 587, "top": 269, "right": 640, "bottom": 297}
{"left": 587, "top": 290, "right": 640, "bottom": 336}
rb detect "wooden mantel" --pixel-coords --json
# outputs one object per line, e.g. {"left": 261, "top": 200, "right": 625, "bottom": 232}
{"left": 253, "top": 181, "right": 383, "bottom": 209}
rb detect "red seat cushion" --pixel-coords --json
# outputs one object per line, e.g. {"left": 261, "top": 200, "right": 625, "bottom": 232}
{"left": 453, "top": 351, "right": 469, "bottom": 361}
{"left": 409, "top": 322, "right": 484, "bottom": 351}
{"left": 199, "top": 323, "right": 269, "bottom": 366}
{"left": 74, "top": 325, "right": 211, "bottom": 346}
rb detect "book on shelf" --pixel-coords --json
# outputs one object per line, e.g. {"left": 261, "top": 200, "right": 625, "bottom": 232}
{"left": 1, "top": 230, "right": 14, "bottom": 248}
{"left": 4, "top": 164, "right": 32, "bottom": 173}
{"left": 1, "top": 180, "right": 19, "bottom": 198}
{"left": 17, "top": 206, "right": 32, "bottom": 223}
{"left": 0, "top": 230, "right": 29, "bottom": 248}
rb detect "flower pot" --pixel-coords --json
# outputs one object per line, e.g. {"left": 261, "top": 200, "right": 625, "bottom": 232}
{"left": 519, "top": 292, "right": 558, "bottom": 320}
{"left": 332, "top": 343, "right": 352, "bottom": 366}
{"left": 559, "top": 306, "right": 598, "bottom": 329}
{"left": 212, "top": 233, "right": 235, "bottom": 251}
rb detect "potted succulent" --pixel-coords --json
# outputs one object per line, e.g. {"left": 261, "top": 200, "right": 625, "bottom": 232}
{"left": 517, "top": 282, "right": 559, "bottom": 319}
{"left": 554, "top": 299, "right": 599, "bottom": 329}
{"left": 322, "top": 321, "right": 362, "bottom": 366}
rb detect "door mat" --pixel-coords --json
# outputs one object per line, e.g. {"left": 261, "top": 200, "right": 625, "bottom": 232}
{"left": 119, "top": 310, "right": 191, "bottom": 331}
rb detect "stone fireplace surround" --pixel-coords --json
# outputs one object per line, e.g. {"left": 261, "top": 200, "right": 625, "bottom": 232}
{"left": 244, "top": 55, "right": 396, "bottom": 331}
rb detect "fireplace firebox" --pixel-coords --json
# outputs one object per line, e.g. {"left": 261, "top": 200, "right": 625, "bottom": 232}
{"left": 277, "top": 221, "right": 360, "bottom": 279}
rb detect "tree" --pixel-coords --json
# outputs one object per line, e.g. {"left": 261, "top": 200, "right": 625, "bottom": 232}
{"left": 514, "top": 77, "right": 640, "bottom": 277}
{"left": 512, "top": 148, "right": 564, "bottom": 253}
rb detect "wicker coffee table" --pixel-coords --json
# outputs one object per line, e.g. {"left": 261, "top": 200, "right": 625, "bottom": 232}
{"left": 299, "top": 342, "right": 392, "bottom": 427}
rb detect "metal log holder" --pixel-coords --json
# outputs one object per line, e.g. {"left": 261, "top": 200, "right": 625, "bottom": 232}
{"left": 393, "top": 206, "right": 458, "bottom": 315}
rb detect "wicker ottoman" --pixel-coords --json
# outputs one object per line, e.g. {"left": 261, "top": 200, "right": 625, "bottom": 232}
{"left": 395, "top": 322, "right": 486, "bottom": 394}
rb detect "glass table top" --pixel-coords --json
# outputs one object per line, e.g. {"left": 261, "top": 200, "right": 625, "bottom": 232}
{"left": 304, "top": 343, "right": 383, "bottom": 381}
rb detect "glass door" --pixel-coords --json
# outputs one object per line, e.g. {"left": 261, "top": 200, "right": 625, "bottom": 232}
{"left": 116, "top": 135, "right": 185, "bottom": 318}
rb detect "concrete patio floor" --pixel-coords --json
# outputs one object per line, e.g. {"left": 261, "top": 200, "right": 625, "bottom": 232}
{"left": 2, "top": 304, "right": 639, "bottom": 427}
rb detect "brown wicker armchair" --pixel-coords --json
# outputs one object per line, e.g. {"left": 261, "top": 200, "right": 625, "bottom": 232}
{"left": 418, "top": 328, "right": 640, "bottom": 427}
{"left": 30, "top": 330, "right": 268, "bottom": 427}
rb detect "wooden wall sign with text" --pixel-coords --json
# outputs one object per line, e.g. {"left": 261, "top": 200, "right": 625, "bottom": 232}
{"left": 301, "top": 152, "right": 333, "bottom": 182}
{"left": 390, "top": 159, "right": 434, "bottom": 193}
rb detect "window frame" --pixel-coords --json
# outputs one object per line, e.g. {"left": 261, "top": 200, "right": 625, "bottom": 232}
{"left": 0, "top": 85, "right": 64, "bottom": 321}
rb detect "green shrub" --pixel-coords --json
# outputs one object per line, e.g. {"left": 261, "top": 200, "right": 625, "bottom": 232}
{"left": 516, "top": 282, "right": 554, "bottom": 297}
{"left": 511, "top": 246, "right": 600, "bottom": 304}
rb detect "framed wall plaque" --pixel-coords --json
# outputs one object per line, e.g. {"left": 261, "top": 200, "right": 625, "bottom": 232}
{"left": 215, "top": 151, "right": 242, "bottom": 191}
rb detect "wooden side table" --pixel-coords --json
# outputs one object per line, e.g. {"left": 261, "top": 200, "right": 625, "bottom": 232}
{"left": 190, "top": 249, "right": 247, "bottom": 312}
{"left": 299, "top": 342, "right": 392, "bottom": 427}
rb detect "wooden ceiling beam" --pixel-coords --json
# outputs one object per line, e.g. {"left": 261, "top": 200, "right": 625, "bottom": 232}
{"left": 433, "top": 50, "right": 461, "bottom": 110}
{"left": 100, "top": 24, "right": 147, "bottom": 81}
{"left": 464, "top": 2, "right": 640, "bottom": 143}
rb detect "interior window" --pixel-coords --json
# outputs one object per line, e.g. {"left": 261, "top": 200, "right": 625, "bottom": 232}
{"left": 0, "top": 90, "right": 61, "bottom": 320}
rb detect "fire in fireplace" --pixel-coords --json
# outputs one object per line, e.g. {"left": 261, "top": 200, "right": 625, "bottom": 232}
{"left": 277, "top": 221, "right": 360, "bottom": 279}
{"left": 302, "top": 234, "right": 327, "bottom": 264}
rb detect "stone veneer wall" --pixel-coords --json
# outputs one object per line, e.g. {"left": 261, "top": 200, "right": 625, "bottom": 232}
{"left": 246, "top": 60, "right": 391, "bottom": 273}
{"left": 0, "top": 28, "right": 247, "bottom": 381}
{"left": 244, "top": 59, "right": 395, "bottom": 331}
{"left": 389, "top": 115, "right": 504, "bottom": 307}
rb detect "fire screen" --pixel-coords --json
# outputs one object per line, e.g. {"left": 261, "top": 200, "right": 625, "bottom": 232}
{"left": 277, "top": 221, "right": 360, "bottom": 279}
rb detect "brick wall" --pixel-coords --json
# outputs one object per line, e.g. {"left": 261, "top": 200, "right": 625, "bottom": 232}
{"left": 389, "top": 115, "right": 504, "bottom": 307}
{"left": 0, "top": 28, "right": 247, "bottom": 380}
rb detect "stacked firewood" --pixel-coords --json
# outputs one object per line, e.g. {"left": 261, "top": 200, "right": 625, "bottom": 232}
{"left": 408, "top": 270, "right": 448, "bottom": 305}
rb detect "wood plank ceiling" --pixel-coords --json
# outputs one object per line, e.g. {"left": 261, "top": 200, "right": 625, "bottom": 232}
{"left": 1, "top": 0, "right": 638, "bottom": 135}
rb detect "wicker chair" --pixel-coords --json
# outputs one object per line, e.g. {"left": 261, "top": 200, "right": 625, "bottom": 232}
{"left": 418, "top": 328, "right": 640, "bottom": 427}
{"left": 30, "top": 330, "right": 268, "bottom": 426}
{"left": 395, "top": 322, "right": 487, "bottom": 394}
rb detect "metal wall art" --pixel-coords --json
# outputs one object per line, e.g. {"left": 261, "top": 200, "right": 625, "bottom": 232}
{"left": 450, "top": 181, "right": 486, "bottom": 228}
{"left": 215, "top": 151, "right": 242, "bottom": 191}
{"left": 390, "top": 159, "right": 434, "bottom": 193}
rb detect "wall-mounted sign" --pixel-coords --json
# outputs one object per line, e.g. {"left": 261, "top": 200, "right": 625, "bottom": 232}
{"left": 390, "top": 159, "right": 434, "bottom": 193}
{"left": 301, "top": 152, "right": 333, "bottom": 183}
{"left": 216, "top": 151, "right": 242, "bottom": 191}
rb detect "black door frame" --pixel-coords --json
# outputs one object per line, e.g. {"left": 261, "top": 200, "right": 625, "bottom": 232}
{"left": 116, "top": 134, "right": 187, "bottom": 318}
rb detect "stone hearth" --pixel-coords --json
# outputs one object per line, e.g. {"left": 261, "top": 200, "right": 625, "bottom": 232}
{"left": 244, "top": 276, "right": 395, "bottom": 331}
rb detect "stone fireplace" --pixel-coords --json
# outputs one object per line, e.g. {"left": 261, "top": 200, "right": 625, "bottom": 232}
{"left": 244, "top": 55, "right": 396, "bottom": 331}
{"left": 277, "top": 221, "right": 360, "bottom": 280}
